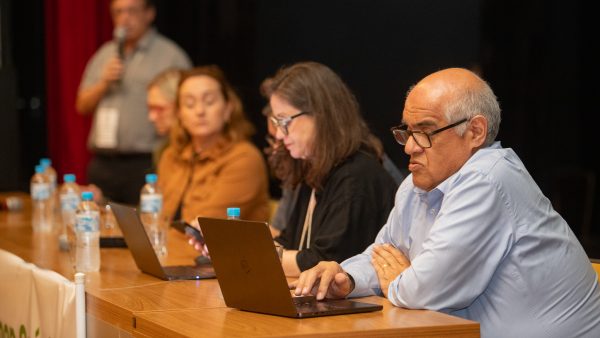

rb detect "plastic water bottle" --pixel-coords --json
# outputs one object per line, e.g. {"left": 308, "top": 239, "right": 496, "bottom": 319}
{"left": 75, "top": 191, "right": 100, "bottom": 272}
{"left": 40, "top": 158, "right": 57, "bottom": 193}
{"left": 31, "top": 165, "right": 52, "bottom": 231}
{"left": 0, "top": 196, "right": 24, "bottom": 211}
{"left": 40, "top": 158, "right": 58, "bottom": 213}
{"left": 59, "top": 174, "right": 80, "bottom": 251}
{"left": 140, "top": 173, "right": 163, "bottom": 226}
{"left": 227, "top": 207, "right": 240, "bottom": 220}
{"left": 140, "top": 174, "right": 166, "bottom": 256}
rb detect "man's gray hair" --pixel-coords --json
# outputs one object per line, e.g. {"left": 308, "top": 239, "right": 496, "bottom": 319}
{"left": 445, "top": 78, "right": 501, "bottom": 147}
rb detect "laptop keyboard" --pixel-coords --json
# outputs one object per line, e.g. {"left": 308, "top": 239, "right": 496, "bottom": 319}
{"left": 163, "top": 265, "right": 213, "bottom": 276}
{"left": 293, "top": 296, "right": 351, "bottom": 312}
{"left": 293, "top": 295, "right": 317, "bottom": 306}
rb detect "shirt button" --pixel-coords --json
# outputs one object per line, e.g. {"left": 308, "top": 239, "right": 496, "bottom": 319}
{"left": 429, "top": 209, "right": 436, "bottom": 215}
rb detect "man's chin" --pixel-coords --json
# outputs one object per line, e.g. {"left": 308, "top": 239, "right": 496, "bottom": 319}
{"left": 412, "top": 176, "right": 433, "bottom": 191}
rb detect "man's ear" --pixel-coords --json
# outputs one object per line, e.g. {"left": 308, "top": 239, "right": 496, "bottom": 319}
{"left": 468, "top": 115, "right": 488, "bottom": 148}
{"left": 145, "top": 6, "right": 156, "bottom": 25}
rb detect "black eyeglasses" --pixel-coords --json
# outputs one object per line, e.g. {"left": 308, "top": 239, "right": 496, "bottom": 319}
{"left": 269, "top": 111, "right": 308, "bottom": 136}
{"left": 390, "top": 118, "right": 468, "bottom": 148}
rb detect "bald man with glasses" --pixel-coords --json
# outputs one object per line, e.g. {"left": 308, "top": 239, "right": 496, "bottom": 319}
{"left": 293, "top": 68, "right": 600, "bottom": 338}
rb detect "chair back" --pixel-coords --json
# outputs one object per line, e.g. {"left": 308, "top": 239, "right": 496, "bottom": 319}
{"left": 0, "top": 249, "right": 81, "bottom": 337}
{"left": 592, "top": 262, "right": 600, "bottom": 281}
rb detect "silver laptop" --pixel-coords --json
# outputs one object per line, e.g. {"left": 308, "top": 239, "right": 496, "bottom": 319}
{"left": 198, "top": 217, "right": 383, "bottom": 318}
{"left": 110, "top": 203, "right": 215, "bottom": 280}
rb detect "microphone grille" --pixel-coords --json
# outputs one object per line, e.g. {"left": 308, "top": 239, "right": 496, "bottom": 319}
{"left": 113, "top": 27, "right": 127, "bottom": 41}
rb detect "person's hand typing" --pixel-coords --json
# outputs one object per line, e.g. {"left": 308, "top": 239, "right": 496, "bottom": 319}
{"left": 371, "top": 243, "right": 410, "bottom": 297}
{"left": 290, "top": 261, "right": 353, "bottom": 301}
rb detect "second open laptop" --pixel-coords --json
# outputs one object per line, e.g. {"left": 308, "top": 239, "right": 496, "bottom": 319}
{"left": 110, "top": 203, "right": 215, "bottom": 280}
{"left": 198, "top": 216, "right": 383, "bottom": 318}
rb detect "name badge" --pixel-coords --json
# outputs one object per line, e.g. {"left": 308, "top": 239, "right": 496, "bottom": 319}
{"left": 95, "top": 107, "right": 119, "bottom": 149}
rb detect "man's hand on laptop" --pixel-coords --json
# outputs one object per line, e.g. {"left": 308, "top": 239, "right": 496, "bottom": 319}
{"left": 290, "top": 261, "right": 354, "bottom": 301}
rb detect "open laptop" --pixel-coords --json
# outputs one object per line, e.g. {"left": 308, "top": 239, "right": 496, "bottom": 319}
{"left": 110, "top": 203, "right": 215, "bottom": 280}
{"left": 198, "top": 217, "right": 383, "bottom": 318}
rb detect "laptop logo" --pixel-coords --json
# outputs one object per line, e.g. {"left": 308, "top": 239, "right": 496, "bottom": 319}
{"left": 240, "top": 259, "right": 252, "bottom": 274}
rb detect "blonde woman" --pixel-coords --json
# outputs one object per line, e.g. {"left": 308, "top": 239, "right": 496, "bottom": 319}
{"left": 158, "top": 65, "right": 270, "bottom": 223}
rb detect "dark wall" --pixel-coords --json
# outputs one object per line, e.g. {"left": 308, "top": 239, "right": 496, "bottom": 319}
{"left": 0, "top": 0, "right": 20, "bottom": 190}
{"left": 252, "top": 0, "right": 482, "bottom": 171}
{"left": 153, "top": 0, "right": 482, "bottom": 176}
{"left": 482, "top": 1, "right": 583, "bottom": 175}
{"left": 481, "top": 1, "right": 599, "bottom": 253}
{"left": 3, "top": 0, "right": 46, "bottom": 191}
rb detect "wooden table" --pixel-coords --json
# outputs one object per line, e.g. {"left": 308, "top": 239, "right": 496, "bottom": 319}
{"left": 0, "top": 193, "right": 479, "bottom": 337}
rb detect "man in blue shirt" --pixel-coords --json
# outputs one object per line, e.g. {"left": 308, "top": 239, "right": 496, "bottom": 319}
{"left": 293, "top": 68, "right": 600, "bottom": 337}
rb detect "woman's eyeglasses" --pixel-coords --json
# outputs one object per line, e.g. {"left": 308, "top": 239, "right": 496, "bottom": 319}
{"left": 269, "top": 112, "right": 308, "bottom": 136}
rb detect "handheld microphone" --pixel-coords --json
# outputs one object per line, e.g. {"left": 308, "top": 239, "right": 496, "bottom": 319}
{"left": 113, "top": 26, "right": 127, "bottom": 59}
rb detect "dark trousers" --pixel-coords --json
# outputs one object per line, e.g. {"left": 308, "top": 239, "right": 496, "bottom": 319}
{"left": 87, "top": 153, "right": 153, "bottom": 205}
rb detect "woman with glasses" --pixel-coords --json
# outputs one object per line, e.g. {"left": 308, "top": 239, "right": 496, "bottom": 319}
{"left": 146, "top": 68, "right": 183, "bottom": 167}
{"left": 261, "top": 102, "right": 300, "bottom": 239}
{"left": 157, "top": 65, "right": 270, "bottom": 225}
{"left": 264, "top": 61, "right": 398, "bottom": 276}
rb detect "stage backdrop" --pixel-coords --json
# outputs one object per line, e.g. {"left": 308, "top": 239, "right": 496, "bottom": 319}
{"left": 44, "top": 0, "right": 112, "bottom": 184}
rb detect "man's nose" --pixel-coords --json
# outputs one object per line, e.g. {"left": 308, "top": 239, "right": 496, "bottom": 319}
{"left": 404, "top": 135, "right": 423, "bottom": 155}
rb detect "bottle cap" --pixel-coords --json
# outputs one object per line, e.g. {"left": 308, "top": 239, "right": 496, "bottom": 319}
{"left": 74, "top": 272, "right": 85, "bottom": 284}
{"left": 63, "top": 174, "right": 76, "bottom": 183}
{"left": 145, "top": 173, "right": 158, "bottom": 184}
{"left": 227, "top": 207, "right": 240, "bottom": 218}
{"left": 40, "top": 158, "right": 51, "bottom": 167}
{"left": 81, "top": 191, "right": 94, "bottom": 201}
{"left": 34, "top": 165, "right": 44, "bottom": 174}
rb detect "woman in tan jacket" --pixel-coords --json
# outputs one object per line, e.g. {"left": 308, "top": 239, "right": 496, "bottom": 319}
{"left": 157, "top": 65, "right": 270, "bottom": 223}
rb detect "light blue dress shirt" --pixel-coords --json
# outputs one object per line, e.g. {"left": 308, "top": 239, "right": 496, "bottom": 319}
{"left": 342, "top": 142, "right": 600, "bottom": 337}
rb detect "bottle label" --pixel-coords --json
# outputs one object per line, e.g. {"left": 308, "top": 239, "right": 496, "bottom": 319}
{"left": 141, "top": 193, "right": 163, "bottom": 213}
{"left": 31, "top": 183, "right": 50, "bottom": 200}
{"left": 60, "top": 192, "right": 80, "bottom": 212}
{"left": 75, "top": 211, "right": 100, "bottom": 232}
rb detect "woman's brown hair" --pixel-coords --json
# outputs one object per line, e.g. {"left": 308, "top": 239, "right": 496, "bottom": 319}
{"left": 171, "top": 65, "right": 255, "bottom": 151}
{"left": 265, "top": 61, "right": 383, "bottom": 189}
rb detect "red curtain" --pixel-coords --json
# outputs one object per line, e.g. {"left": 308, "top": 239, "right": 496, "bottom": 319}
{"left": 44, "top": 0, "right": 112, "bottom": 184}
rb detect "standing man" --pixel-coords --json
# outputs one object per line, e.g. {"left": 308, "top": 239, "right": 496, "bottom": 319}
{"left": 293, "top": 68, "right": 600, "bottom": 337}
{"left": 76, "top": 0, "right": 191, "bottom": 204}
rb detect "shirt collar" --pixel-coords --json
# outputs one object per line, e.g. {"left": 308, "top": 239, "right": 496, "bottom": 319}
{"left": 413, "top": 186, "right": 443, "bottom": 205}
{"left": 179, "top": 135, "right": 234, "bottom": 162}
{"left": 412, "top": 141, "right": 503, "bottom": 197}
